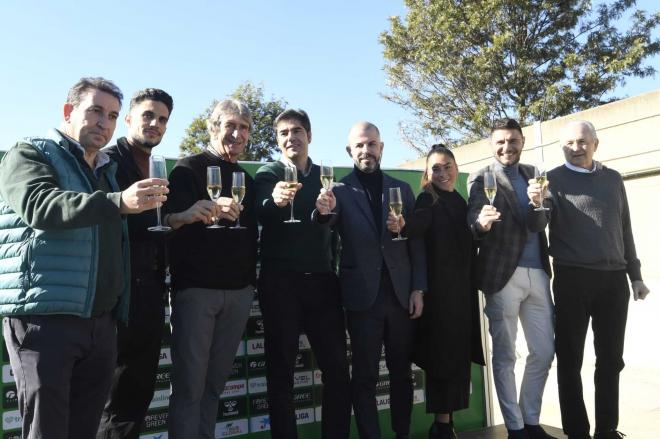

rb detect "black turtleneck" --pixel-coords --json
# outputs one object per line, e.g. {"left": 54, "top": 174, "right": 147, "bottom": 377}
{"left": 354, "top": 166, "right": 383, "bottom": 231}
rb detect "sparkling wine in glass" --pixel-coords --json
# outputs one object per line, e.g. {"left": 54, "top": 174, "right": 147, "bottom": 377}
{"left": 319, "top": 163, "right": 336, "bottom": 215}
{"left": 231, "top": 171, "right": 247, "bottom": 229}
{"left": 206, "top": 166, "right": 224, "bottom": 229}
{"left": 283, "top": 165, "right": 300, "bottom": 223}
{"left": 534, "top": 165, "right": 550, "bottom": 211}
{"left": 389, "top": 187, "right": 407, "bottom": 241}
{"left": 147, "top": 155, "right": 171, "bottom": 232}
{"left": 483, "top": 170, "right": 501, "bottom": 222}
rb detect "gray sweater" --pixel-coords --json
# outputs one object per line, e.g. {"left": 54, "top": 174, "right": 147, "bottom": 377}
{"left": 528, "top": 162, "right": 642, "bottom": 281}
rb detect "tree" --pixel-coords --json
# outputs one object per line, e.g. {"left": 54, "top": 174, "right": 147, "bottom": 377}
{"left": 179, "top": 82, "right": 287, "bottom": 160}
{"left": 381, "top": 0, "right": 660, "bottom": 148}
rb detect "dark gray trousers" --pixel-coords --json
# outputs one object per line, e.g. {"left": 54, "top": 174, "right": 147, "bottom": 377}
{"left": 3, "top": 312, "right": 117, "bottom": 439}
{"left": 167, "top": 286, "right": 253, "bottom": 439}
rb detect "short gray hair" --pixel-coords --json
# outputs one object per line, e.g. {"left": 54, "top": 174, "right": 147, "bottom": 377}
{"left": 208, "top": 99, "right": 252, "bottom": 131}
{"left": 565, "top": 120, "right": 598, "bottom": 139}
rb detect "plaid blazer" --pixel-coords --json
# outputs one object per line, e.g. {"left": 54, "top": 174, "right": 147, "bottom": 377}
{"left": 467, "top": 162, "right": 551, "bottom": 295}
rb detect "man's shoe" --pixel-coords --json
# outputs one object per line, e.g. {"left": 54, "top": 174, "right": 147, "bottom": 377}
{"left": 508, "top": 428, "right": 530, "bottom": 439}
{"left": 594, "top": 431, "right": 626, "bottom": 439}
{"left": 524, "top": 424, "right": 557, "bottom": 439}
{"left": 429, "top": 421, "right": 457, "bottom": 439}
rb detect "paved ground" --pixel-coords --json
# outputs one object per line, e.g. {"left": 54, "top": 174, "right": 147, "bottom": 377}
{"left": 487, "top": 280, "right": 660, "bottom": 438}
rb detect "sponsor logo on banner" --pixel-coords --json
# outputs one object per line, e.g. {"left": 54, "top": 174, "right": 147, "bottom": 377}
{"left": 376, "top": 394, "right": 390, "bottom": 411}
{"left": 3, "top": 385, "right": 17, "bottom": 410}
{"left": 2, "top": 410, "right": 21, "bottom": 430}
{"left": 158, "top": 348, "right": 171, "bottom": 366}
{"left": 413, "top": 388, "right": 425, "bottom": 404}
{"left": 298, "top": 334, "right": 310, "bottom": 350}
{"left": 248, "top": 376, "right": 267, "bottom": 394}
{"left": 375, "top": 376, "right": 390, "bottom": 395}
{"left": 235, "top": 340, "right": 246, "bottom": 357}
{"left": 154, "top": 368, "right": 171, "bottom": 389}
{"left": 293, "top": 371, "right": 313, "bottom": 388}
{"left": 246, "top": 317, "right": 265, "bottom": 337}
{"left": 313, "top": 369, "right": 322, "bottom": 385}
{"left": 139, "top": 433, "right": 168, "bottom": 439}
{"left": 229, "top": 358, "right": 246, "bottom": 379}
{"left": 294, "top": 351, "right": 312, "bottom": 370}
{"left": 221, "top": 379, "right": 247, "bottom": 398}
{"left": 3, "top": 431, "right": 22, "bottom": 439}
{"left": 215, "top": 419, "right": 248, "bottom": 437}
{"left": 250, "top": 414, "right": 271, "bottom": 432}
{"left": 293, "top": 389, "right": 314, "bottom": 407}
{"left": 378, "top": 360, "right": 388, "bottom": 376}
{"left": 247, "top": 356, "right": 267, "bottom": 374}
{"left": 249, "top": 300, "right": 261, "bottom": 317}
{"left": 247, "top": 339, "right": 264, "bottom": 356}
{"left": 218, "top": 397, "right": 247, "bottom": 419}
{"left": 295, "top": 407, "right": 315, "bottom": 425}
{"left": 249, "top": 395, "right": 269, "bottom": 414}
{"left": 149, "top": 389, "right": 170, "bottom": 409}
{"left": 2, "top": 365, "right": 14, "bottom": 384}
{"left": 142, "top": 409, "right": 168, "bottom": 432}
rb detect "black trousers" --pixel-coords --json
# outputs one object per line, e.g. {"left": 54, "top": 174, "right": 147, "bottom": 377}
{"left": 97, "top": 274, "right": 166, "bottom": 439}
{"left": 3, "top": 312, "right": 117, "bottom": 439}
{"left": 258, "top": 270, "right": 351, "bottom": 439}
{"left": 346, "top": 271, "right": 415, "bottom": 439}
{"left": 553, "top": 265, "right": 629, "bottom": 436}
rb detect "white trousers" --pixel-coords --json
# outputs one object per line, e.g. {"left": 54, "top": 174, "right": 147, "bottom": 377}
{"left": 485, "top": 267, "right": 555, "bottom": 430}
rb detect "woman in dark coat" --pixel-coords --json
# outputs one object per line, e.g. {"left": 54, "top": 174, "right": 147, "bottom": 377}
{"left": 405, "top": 145, "right": 485, "bottom": 439}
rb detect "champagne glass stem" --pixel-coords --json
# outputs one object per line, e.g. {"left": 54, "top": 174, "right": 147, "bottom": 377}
{"left": 289, "top": 199, "right": 295, "bottom": 222}
{"left": 397, "top": 216, "right": 402, "bottom": 240}
{"left": 155, "top": 205, "right": 163, "bottom": 228}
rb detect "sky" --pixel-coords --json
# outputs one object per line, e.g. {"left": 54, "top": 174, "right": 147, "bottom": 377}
{"left": 0, "top": 0, "right": 658, "bottom": 169}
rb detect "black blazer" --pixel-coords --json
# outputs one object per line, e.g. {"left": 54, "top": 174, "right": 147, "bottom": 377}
{"left": 316, "top": 171, "right": 427, "bottom": 311}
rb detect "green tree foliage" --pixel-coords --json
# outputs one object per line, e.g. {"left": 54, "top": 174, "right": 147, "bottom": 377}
{"left": 381, "top": 0, "right": 660, "bottom": 149}
{"left": 179, "top": 82, "right": 287, "bottom": 160}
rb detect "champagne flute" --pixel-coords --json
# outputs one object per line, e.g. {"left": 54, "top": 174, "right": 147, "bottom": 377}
{"left": 389, "top": 187, "right": 407, "bottom": 241}
{"left": 206, "top": 166, "right": 224, "bottom": 229}
{"left": 483, "top": 170, "right": 501, "bottom": 222}
{"left": 147, "top": 155, "right": 171, "bottom": 232}
{"left": 534, "top": 165, "right": 550, "bottom": 211}
{"left": 231, "top": 171, "right": 247, "bottom": 229}
{"left": 319, "top": 162, "right": 336, "bottom": 215}
{"left": 283, "top": 165, "right": 300, "bottom": 223}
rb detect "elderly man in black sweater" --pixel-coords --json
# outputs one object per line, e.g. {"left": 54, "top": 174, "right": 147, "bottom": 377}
{"left": 527, "top": 120, "right": 650, "bottom": 439}
{"left": 164, "top": 99, "right": 257, "bottom": 439}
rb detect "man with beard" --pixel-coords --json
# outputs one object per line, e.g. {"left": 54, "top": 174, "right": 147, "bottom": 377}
{"left": 467, "top": 118, "right": 555, "bottom": 439}
{"left": 254, "top": 109, "right": 351, "bottom": 439}
{"left": 97, "top": 88, "right": 174, "bottom": 439}
{"left": 165, "top": 99, "right": 258, "bottom": 438}
{"left": 314, "top": 121, "right": 425, "bottom": 439}
{"left": 0, "top": 77, "right": 167, "bottom": 438}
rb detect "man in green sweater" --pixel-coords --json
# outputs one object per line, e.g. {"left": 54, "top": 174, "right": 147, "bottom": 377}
{"left": 255, "top": 109, "right": 351, "bottom": 439}
{"left": 527, "top": 120, "right": 650, "bottom": 439}
{"left": 0, "top": 77, "right": 168, "bottom": 438}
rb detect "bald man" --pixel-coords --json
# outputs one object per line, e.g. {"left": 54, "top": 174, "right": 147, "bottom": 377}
{"left": 527, "top": 120, "right": 650, "bottom": 439}
{"left": 315, "top": 122, "right": 426, "bottom": 439}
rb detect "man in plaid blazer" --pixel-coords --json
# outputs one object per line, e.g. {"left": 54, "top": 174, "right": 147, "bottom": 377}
{"left": 467, "top": 119, "right": 555, "bottom": 439}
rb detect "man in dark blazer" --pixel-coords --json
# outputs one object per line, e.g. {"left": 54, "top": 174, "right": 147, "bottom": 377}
{"left": 315, "top": 121, "right": 426, "bottom": 439}
{"left": 467, "top": 119, "right": 555, "bottom": 439}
